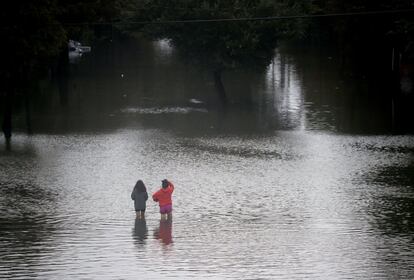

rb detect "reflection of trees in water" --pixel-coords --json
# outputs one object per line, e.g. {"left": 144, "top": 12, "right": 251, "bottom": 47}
{"left": 0, "top": 179, "right": 60, "bottom": 268}
{"left": 0, "top": 179, "right": 58, "bottom": 219}
{"left": 372, "top": 195, "right": 414, "bottom": 235}
{"left": 0, "top": 143, "right": 60, "bottom": 270}
{"left": 153, "top": 218, "right": 173, "bottom": 246}
{"left": 365, "top": 163, "right": 414, "bottom": 235}
{"left": 133, "top": 218, "right": 148, "bottom": 245}
{"left": 0, "top": 215, "right": 59, "bottom": 274}
{"left": 369, "top": 164, "right": 414, "bottom": 191}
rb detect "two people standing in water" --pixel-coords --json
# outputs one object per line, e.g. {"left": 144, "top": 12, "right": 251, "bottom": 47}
{"left": 131, "top": 179, "right": 175, "bottom": 220}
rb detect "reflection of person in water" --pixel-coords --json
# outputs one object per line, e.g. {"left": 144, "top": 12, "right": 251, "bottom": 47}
{"left": 154, "top": 218, "right": 173, "bottom": 246}
{"left": 133, "top": 218, "right": 148, "bottom": 245}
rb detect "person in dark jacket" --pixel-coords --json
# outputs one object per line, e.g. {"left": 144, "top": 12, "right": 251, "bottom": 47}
{"left": 131, "top": 180, "right": 148, "bottom": 219}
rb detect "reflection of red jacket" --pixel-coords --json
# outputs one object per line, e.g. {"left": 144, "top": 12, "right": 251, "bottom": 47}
{"left": 152, "top": 182, "right": 174, "bottom": 206}
{"left": 157, "top": 219, "right": 173, "bottom": 245}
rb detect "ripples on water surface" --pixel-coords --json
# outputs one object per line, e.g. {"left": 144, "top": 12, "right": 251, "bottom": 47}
{"left": 1, "top": 38, "right": 414, "bottom": 279}
{"left": 1, "top": 129, "right": 413, "bottom": 279}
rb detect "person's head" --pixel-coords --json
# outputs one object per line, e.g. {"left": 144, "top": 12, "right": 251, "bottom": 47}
{"left": 162, "top": 179, "right": 169, "bottom": 189}
{"left": 135, "top": 180, "right": 147, "bottom": 193}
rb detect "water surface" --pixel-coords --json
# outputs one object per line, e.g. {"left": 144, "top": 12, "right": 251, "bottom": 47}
{"left": 1, "top": 37, "right": 413, "bottom": 279}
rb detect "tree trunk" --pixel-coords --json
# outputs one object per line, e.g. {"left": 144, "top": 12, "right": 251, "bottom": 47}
{"left": 24, "top": 91, "right": 33, "bottom": 135}
{"left": 57, "top": 45, "right": 69, "bottom": 107}
{"left": 213, "top": 69, "right": 228, "bottom": 106}
{"left": 2, "top": 90, "right": 12, "bottom": 140}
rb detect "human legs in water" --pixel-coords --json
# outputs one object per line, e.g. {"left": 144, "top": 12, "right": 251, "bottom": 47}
{"left": 136, "top": 210, "right": 145, "bottom": 219}
{"left": 160, "top": 204, "right": 172, "bottom": 220}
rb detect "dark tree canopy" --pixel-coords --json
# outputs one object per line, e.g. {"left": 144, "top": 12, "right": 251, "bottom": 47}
{"left": 0, "top": 0, "right": 121, "bottom": 139}
{"left": 133, "top": 0, "right": 311, "bottom": 72}
{"left": 0, "top": 0, "right": 120, "bottom": 79}
{"left": 130, "top": 0, "right": 414, "bottom": 73}
{"left": 1, "top": 1, "right": 65, "bottom": 76}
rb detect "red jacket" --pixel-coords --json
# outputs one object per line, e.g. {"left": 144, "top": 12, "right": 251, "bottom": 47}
{"left": 152, "top": 182, "right": 174, "bottom": 207}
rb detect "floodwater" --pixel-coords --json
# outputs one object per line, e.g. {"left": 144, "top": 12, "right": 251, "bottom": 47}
{"left": 0, "top": 36, "right": 413, "bottom": 279}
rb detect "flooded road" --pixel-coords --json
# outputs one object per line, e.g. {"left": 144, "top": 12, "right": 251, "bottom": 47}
{"left": 0, "top": 36, "right": 413, "bottom": 279}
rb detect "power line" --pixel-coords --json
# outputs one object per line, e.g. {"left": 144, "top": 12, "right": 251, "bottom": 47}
{"left": 63, "top": 8, "right": 414, "bottom": 26}
{"left": 1, "top": 8, "right": 413, "bottom": 28}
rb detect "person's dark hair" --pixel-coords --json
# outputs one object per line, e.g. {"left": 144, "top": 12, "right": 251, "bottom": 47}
{"left": 135, "top": 180, "right": 147, "bottom": 193}
{"left": 162, "top": 179, "right": 169, "bottom": 189}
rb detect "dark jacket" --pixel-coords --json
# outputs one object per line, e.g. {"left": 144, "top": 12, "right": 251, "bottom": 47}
{"left": 131, "top": 189, "right": 148, "bottom": 211}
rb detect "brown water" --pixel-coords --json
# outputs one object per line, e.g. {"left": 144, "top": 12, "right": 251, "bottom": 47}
{"left": 0, "top": 37, "right": 413, "bottom": 279}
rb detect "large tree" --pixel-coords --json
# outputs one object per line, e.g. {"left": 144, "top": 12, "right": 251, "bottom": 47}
{"left": 309, "top": 0, "right": 414, "bottom": 72}
{"left": 0, "top": 0, "right": 120, "bottom": 140}
{"left": 0, "top": 0, "right": 65, "bottom": 141}
{"left": 132, "top": 0, "right": 310, "bottom": 104}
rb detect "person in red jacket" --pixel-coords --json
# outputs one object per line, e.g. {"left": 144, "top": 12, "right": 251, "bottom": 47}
{"left": 152, "top": 179, "right": 174, "bottom": 219}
